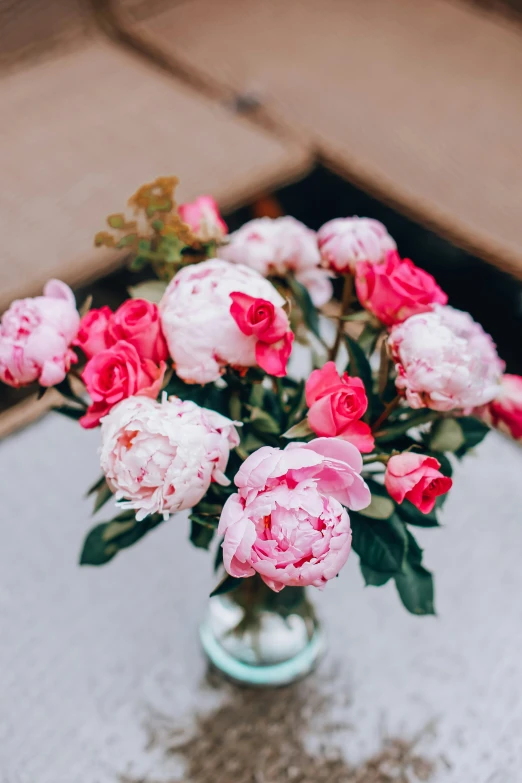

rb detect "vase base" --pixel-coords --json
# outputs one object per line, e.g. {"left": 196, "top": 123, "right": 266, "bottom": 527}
{"left": 199, "top": 622, "right": 325, "bottom": 687}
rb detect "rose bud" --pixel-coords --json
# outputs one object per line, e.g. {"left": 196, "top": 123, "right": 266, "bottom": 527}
{"left": 479, "top": 374, "right": 522, "bottom": 441}
{"left": 385, "top": 453, "right": 452, "bottom": 514}
{"left": 178, "top": 195, "right": 227, "bottom": 243}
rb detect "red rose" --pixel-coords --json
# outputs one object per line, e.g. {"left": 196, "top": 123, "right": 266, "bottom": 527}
{"left": 355, "top": 251, "right": 447, "bottom": 327}
{"left": 305, "top": 361, "right": 374, "bottom": 453}
{"left": 385, "top": 453, "right": 452, "bottom": 514}
{"left": 80, "top": 340, "right": 166, "bottom": 429}
{"left": 107, "top": 299, "right": 168, "bottom": 365}
{"left": 230, "top": 292, "right": 293, "bottom": 377}
{"left": 74, "top": 306, "right": 112, "bottom": 359}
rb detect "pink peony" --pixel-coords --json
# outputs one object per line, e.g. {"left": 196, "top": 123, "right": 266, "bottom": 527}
{"left": 178, "top": 195, "right": 227, "bottom": 243}
{"left": 100, "top": 395, "right": 239, "bottom": 520}
{"left": 479, "top": 374, "right": 522, "bottom": 441}
{"left": 218, "top": 438, "right": 371, "bottom": 591}
{"left": 318, "top": 217, "right": 396, "bottom": 274}
{"left": 159, "top": 258, "right": 291, "bottom": 384}
{"left": 229, "top": 292, "right": 293, "bottom": 377}
{"left": 75, "top": 306, "right": 112, "bottom": 359}
{"left": 80, "top": 340, "right": 166, "bottom": 428}
{"left": 355, "top": 251, "right": 447, "bottom": 327}
{"left": 385, "top": 453, "right": 452, "bottom": 514}
{"left": 107, "top": 299, "right": 169, "bottom": 365}
{"left": 0, "top": 279, "right": 79, "bottom": 388}
{"left": 305, "top": 361, "right": 374, "bottom": 452}
{"left": 218, "top": 216, "right": 333, "bottom": 306}
{"left": 389, "top": 305, "right": 504, "bottom": 413}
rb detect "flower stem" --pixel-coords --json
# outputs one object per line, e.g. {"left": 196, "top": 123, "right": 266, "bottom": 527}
{"left": 372, "top": 395, "right": 401, "bottom": 432}
{"left": 329, "top": 274, "right": 353, "bottom": 361}
{"left": 362, "top": 454, "right": 391, "bottom": 465}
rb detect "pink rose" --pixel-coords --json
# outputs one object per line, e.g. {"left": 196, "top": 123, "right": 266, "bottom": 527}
{"left": 75, "top": 306, "right": 112, "bottom": 359}
{"left": 305, "top": 361, "right": 374, "bottom": 453}
{"left": 219, "top": 216, "right": 333, "bottom": 307}
{"left": 385, "top": 453, "right": 452, "bottom": 514}
{"left": 0, "top": 279, "right": 79, "bottom": 388}
{"left": 159, "top": 259, "right": 289, "bottom": 384}
{"left": 230, "top": 292, "right": 294, "bottom": 377}
{"left": 80, "top": 340, "right": 166, "bottom": 428}
{"left": 355, "top": 251, "right": 448, "bottom": 327}
{"left": 100, "top": 395, "right": 239, "bottom": 520}
{"left": 218, "top": 438, "right": 371, "bottom": 591}
{"left": 178, "top": 195, "right": 227, "bottom": 243}
{"left": 317, "top": 217, "right": 396, "bottom": 274}
{"left": 479, "top": 374, "right": 522, "bottom": 441}
{"left": 107, "top": 299, "right": 168, "bottom": 364}
{"left": 389, "top": 305, "right": 504, "bottom": 413}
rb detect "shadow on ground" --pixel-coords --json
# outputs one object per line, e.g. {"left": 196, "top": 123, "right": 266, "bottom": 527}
{"left": 122, "top": 669, "right": 436, "bottom": 783}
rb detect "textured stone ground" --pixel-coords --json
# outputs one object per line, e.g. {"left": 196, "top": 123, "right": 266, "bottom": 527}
{"left": 1, "top": 414, "right": 522, "bottom": 782}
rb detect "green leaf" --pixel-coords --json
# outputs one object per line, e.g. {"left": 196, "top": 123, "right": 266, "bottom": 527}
{"left": 360, "top": 563, "right": 393, "bottom": 586}
{"left": 53, "top": 405, "right": 84, "bottom": 421}
{"left": 394, "top": 529, "right": 435, "bottom": 615}
{"left": 107, "top": 214, "right": 126, "bottom": 229}
{"left": 429, "top": 418, "right": 465, "bottom": 452}
{"left": 79, "top": 512, "right": 164, "bottom": 566}
{"left": 454, "top": 416, "right": 490, "bottom": 457}
{"left": 375, "top": 410, "right": 438, "bottom": 442}
{"left": 249, "top": 407, "right": 280, "bottom": 435}
{"left": 54, "top": 377, "right": 87, "bottom": 408}
{"left": 214, "top": 539, "right": 224, "bottom": 572}
{"left": 359, "top": 477, "right": 395, "bottom": 520}
{"left": 395, "top": 564, "right": 435, "bottom": 615}
{"left": 358, "top": 494, "right": 395, "bottom": 520}
{"left": 128, "top": 279, "right": 167, "bottom": 303}
{"left": 395, "top": 499, "right": 439, "bottom": 527}
{"left": 210, "top": 574, "right": 245, "bottom": 597}
{"left": 92, "top": 480, "right": 113, "bottom": 515}
{"left": 116, "top": 233, "right": 138, "bottom": 249}
{"left": 286, "top": 275, "right": 321, "bottom": 339}
{"left": 282, "top": 418, "right": 313, "bottom": 439}
{"left": 86, "top": 475, "right": 105, "bottom": 497}
{"left": 350, "top": 512, "right": 407, "bottom": 574}
{"left": 344, "top": 334, "right": 373, "bottom": 419}
{"left": 190, "top": 517, "right": 216, "bottom": 550}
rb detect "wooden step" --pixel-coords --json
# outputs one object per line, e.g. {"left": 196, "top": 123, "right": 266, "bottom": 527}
{"left": 116, "top": 0, "right": 522, "bottom": 279}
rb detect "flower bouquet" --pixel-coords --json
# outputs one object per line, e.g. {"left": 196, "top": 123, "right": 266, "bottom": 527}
{"left": 2, "top": 176, "right": 519, "bottom": 685}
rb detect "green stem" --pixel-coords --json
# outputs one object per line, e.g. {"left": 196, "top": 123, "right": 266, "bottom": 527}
{"left": 329, "top": 274, "right": 353, "bottom": 361}
{"left": 362, "top": 454, "right": 391, "bottom": 465}
{"left": 372, "top": 395, "right": 401, "bottom": 432}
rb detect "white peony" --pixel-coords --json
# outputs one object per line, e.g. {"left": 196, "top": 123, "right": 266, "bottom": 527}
{"left": 318, "top": 217, "right": 396, "bottom": 273}
{"left": 388, "top": 305, "right": 504, "bottom": 413}
{"left": 100, "top": 395, "right": 239, "bottom": 520}
{"left": 159, "top": 258, "right": 286, "bottom": 384}
{"left": 218, "top": 216, "right": 333, "bottom": 306}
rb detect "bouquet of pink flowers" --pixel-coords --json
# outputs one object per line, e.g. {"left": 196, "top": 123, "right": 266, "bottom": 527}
{"left": 2, "top": 176, "right": 519, "bottom": 626}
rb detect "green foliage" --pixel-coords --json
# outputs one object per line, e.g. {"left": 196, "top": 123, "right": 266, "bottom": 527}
{"left": 454, "top": 416, "right": 490, "bottom": 457}
{"left": 79, "top": 512, "right": 164, "bottom": 566}
{"left": 394, "top": 531, "right": 435, "bottom": 615}
{"left": 395, "top": 499, "right": 439, "bottom": 528}
{"left": 344, "top": 334, "right": 373, "bottom": 418}
{"left": 351, "top": 512, "right": 408, "bottom": 574}
{"left": 210, "top": 574, "right": 245, "bottom": 597}
{"left": 428, "top": 418, "right": 465, "bottom": 452}
{"left": 286, "top": 275, "right": 321, "bottom": 339}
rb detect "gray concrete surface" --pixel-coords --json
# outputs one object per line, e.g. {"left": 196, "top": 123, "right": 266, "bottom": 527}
{"left": 1, "top": 414, "right": 522, "bottom": 782}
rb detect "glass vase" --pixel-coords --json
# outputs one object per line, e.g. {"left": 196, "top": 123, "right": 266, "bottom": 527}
{"left": 199, "top": 575, "right": 324, "bottom": 686}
